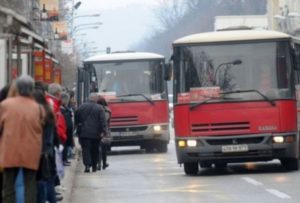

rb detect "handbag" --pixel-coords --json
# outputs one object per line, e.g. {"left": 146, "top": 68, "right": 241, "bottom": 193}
{"left": 37, "top": 153, "right": 52, "bottom": 180}
{"left": 55, "top": 148, "right": 65, "bottom": 180}
{"left": 101, "top": 132, "right": 112, "bottom": 145}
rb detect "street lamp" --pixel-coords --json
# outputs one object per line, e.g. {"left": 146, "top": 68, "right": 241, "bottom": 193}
{"left": 76, "top": 41, "right": 97, "bottom": 49}
{"left": 54, "top": 28, "right": 60, "bottom": 40}
{"left": 71, "top": 26, "right": 100, "bottom": 36}
{"left": 74, "top": 1, "right": 82, "bottom": 10}
{"left": 73, "top": 14, "right": 101, "bottom": 20}
{"left": 73, "top": 22, "right": 103, "bottom": 31}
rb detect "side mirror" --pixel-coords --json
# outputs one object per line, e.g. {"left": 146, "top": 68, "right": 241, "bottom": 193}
{"left": 164, "top": 62, "right": 172, "bottom": 81}
{"left": 77, "top": 68, "right": 85, "bottom": 82}
{"left": 294, "top": 51, "right": 300, "bottom": 71}
{"left": 291, "top": 42, "right": 300, "bottom": 70}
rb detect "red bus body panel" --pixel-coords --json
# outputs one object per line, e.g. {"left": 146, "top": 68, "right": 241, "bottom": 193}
{"left": 174, "top": 100, "right": 297, "bottom": 137}
{"left": 109, "top": 100, "right": 169, "bottom": 126}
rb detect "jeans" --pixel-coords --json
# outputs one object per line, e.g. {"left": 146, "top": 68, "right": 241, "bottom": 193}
{"left": 37, "top": 177, "right": 56, "bottom": 203}
{"left": 2, "top": 168, "right": 36, "bottom": 203}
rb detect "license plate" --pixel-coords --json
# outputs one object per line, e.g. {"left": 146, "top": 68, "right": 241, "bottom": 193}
{"left": 119, "top": 132, "right": 134, "bottom": 136}
{"left": 222, "top": 144, "right": 248, "bottom": 153}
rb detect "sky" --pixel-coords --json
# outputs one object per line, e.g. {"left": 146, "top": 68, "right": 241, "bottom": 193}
{"left": 69, "top": 0, "right": 163, "bottom": 58}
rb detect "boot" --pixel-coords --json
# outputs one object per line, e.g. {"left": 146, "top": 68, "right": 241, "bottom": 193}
{"left": 103, "top": 163, "right": 109, "bottom": 170}
{"left": 84, "top": 166, "right": 90, "bottom": 173}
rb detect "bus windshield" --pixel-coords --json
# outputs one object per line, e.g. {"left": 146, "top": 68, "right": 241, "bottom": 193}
{"left": 92, "top": 60, "right": 165, "bottom": 101}
{"left": 174, "top": 41, "right": 293, "bottom": 103}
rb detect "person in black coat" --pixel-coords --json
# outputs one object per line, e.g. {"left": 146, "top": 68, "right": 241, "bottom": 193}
{"left": 61, "top": 92, "right": 74, "bottom": 166}
{"left": 97, "top": 96, "right": 111, "bottom": 170}
{"left": 75, "top": 93, "right": 107, "bottom": 172}
{"left": 33, "top": 89, "right": 57, "bottom": 203}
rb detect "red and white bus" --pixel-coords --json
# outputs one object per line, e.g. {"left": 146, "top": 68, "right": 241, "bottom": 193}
{"left": 171, "top": 30, "right": 300, "bottom": 175}
{"left": 81, "top": 52, "right": 170, "bottom": 152}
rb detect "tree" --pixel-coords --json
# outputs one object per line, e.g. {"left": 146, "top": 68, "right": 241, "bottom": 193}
{"left": 133, "top": 0, "right": 266, "bottom": 57}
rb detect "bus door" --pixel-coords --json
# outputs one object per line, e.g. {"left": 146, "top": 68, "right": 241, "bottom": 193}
{"left": 291, "top": 39, "right": 300, "bottom": 129}
{"left": 0, "top": 34, "right": 14, "bottom": 89}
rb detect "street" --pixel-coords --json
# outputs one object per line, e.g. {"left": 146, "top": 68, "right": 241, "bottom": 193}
{"left": 70, "top": 139, "right": 300, "bottom": 203}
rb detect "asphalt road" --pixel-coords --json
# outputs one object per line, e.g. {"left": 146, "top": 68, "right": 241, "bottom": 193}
{"left": 70, "top": 140, "right": 300, "bottom": 203}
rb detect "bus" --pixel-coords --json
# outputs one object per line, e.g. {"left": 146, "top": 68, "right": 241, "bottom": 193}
{"left": 81, "top": 52, "right": 170, "bottom": 152}
{"left": 171, "top": 30, "right": 300, "bottom": 175}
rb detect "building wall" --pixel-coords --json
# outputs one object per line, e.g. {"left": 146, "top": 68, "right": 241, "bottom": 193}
{"left": 268, "top": 0, "right": 300, "bottom": 36}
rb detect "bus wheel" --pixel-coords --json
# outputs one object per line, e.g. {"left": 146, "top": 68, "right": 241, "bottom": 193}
{"left": 281, "top": 158, "right": 299, "bottom": 171}
{"left": 215, "top": 163, "right": 227, "bottom": 170}
{"left": 200, "top": 162, "right": 212, "bottom": 169}
{"left": 184, "top": 162, "right": 199, "bottom": 175}
{"left": 145, "top": 145, "right": 154, "bottom": 153}
{"left": 156, "top": 141, "right": 168, "bottom": 153}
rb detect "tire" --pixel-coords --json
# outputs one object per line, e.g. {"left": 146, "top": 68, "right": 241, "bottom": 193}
{"left": 281, "top": 158, "right": 299, "bottom": 171}
{"left": 156, "top": 142, "right": 168, "bottom": 153}
{"left": 200, "top": 162, "right": 212, "bottom": 169}
{"left": 215, "top": 163, "right": 227, "bottom": 169}
{"left": 145, "top": 145, "right": 154, "bottom": 153}
{"left": 184, "top": 162, "right": 199, "bottom": 175}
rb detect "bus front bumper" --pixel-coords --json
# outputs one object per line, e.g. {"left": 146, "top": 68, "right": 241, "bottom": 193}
{"left": 110, "top": 124, "right": 169, "bottom": 146}
{"left": 176, "top": 133, "right": 299, "bottom": 164}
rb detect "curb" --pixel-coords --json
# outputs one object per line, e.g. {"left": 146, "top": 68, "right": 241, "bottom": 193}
{"left": 61, "top": 140, "right": 81, "bottom": 203}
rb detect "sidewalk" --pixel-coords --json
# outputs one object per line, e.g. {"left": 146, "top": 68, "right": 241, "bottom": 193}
{"left": 61, "top": 140, "right": 81, "bottom": 203}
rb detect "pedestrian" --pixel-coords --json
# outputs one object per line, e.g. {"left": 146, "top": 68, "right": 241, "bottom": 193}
{"left": 33, "top": 88, "right": 57, "bottom": 203}
{"left": 46, "top": 83, "right": 67, "bottom": 201}
{"left": 61, "top": 92, "right": 74, "bottom": 166}
{"left": 97, "top": 96, "right": 112, "bottom": 170}
{"left": 75, "top": 93, "right": 107, "bottom": 172}
{"left": 0, "top": 84, "right": 11, "bottom": 203}
{"left": 46, "top": 83, "right": 67, "bottom": 145}
{"left": 2, "top": 82, "right": 25, "bottom": 202}
{"left": 0, "top": 75, "right": 44, "bottom": 203}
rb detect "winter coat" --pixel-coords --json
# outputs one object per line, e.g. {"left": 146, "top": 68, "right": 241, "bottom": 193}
{"left": 0, "top": 96, "right": 44, "bottom": 170}
{"left": 41, "top": 123, "right": 57, "bottom": 176}
{"left": 61, "top": 105, "right": 74, "bottom": 146}
{"left": 103, "top": 106, "right": 111, "bottom": 136}
{"left": 75, "top": 101, "right": 107, "bottom": 139}
{"left": 46, "top": 94, "right": 67, "bottom": 144}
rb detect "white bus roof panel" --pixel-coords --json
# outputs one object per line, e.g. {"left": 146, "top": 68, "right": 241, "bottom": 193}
{"left": 84, "top": 52, "right": 164, "bottom": 63}
{"left": 173, "top": 30, "right": 290, "bottom": 45}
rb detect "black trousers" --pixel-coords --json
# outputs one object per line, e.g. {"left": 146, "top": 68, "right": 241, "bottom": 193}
{"left": 2, "top": 168, "right": 37, "bottom": 203}
{"left": 80, "top": 138, "right": 100, "bottom": 169}
{"left": 101, "top": 144, "right": 108, "bottom": 166}
{"left": 0, "top": 172, "right": 2, "bottom": 203}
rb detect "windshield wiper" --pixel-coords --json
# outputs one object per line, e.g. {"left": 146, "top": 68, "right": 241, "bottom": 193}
{"left": 190, "top": 96, "right": 239, "bottom": 110}
{"left": 117, "top": 93, "right": 155, "bottom": 105}
{"left": 221, "top": 89, "right": 275, "bottom": 106}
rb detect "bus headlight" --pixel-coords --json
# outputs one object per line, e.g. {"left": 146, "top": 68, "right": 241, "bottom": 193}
{"left": 273, "top": 136, "right": 284, "bottom": 143}
{"left": 178, "top": 140, "right": 186, "bottom": 148}
{"left": 187, "top": 140, "right": 197, "bottom": 147}
{"left": 154, "top": 125, "right": 162, "bottom": 132}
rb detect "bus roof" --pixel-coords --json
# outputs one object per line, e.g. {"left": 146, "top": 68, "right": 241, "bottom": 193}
{"left": 173, "top": 30, "right": 290, "bottom": 45}
{"left": 84, "top": 52, "right": 164, "bottom": 63}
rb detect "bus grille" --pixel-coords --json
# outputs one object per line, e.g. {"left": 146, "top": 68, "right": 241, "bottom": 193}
{"left": 192, "top": 122, "right": 250, "bottom": 132}
{"left": 206, "top": 136, "right": 264, "bottom": 145}
{"left": 111, "top": 126, "right": 148, "bottom": 132}
{"left": 111, "top": 116, "right": 139, "bottom": 125}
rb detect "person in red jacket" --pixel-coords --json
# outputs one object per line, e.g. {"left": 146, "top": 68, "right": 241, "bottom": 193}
{"left": 46, "top": 83, "right": 67, "bottom": 144}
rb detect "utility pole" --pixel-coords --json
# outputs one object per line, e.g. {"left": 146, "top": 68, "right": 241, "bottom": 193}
{"left": 268, "top": 0, "right": 280, "bottom": 30}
